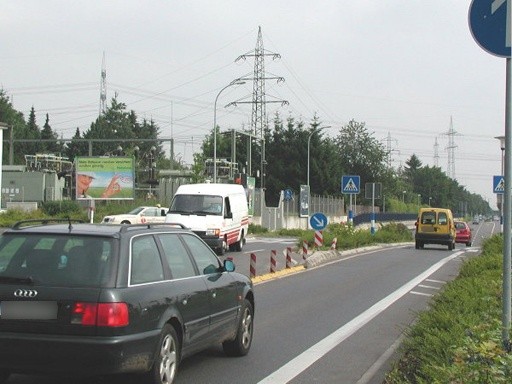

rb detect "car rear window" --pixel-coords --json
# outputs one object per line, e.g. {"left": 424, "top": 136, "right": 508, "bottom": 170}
{"left": 0, "top": 234, "right": 115, "bottom": 287}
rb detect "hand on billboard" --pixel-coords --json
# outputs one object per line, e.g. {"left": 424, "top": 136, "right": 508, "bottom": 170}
{"left": 101, "top": 174, "right": 121, "bottom": 198}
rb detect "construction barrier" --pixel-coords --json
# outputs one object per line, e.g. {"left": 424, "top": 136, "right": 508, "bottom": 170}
{"left": 331, "top": 237, "right": 337, "bottom": 250}
{"left": 286, "top": 247, "right": 292, "bottom": 269}
{"left": 303, "top": 240, "right": 308, "bottom": 260}
{"left": 270, "top": 250, "right": 277, "bottom": 273}
{"left": 250, "top": 253, "right": 256, "bottom": 278}
{"left": 314, "top": 230, "right": 323, "bottom": 247}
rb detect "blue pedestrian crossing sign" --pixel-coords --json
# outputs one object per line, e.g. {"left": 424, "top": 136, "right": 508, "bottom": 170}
{"left": 341, "top": 175, "right": 360, "bottom": 194}
{"left": 494, "top": 175, "right": 504, "bottom": 194}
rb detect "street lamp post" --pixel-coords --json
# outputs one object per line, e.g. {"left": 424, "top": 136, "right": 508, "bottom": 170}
{"left": 496, "top": 135, "right": 505, "bottom": 232}
{"left": 428, "top": 196, "right": 432, "bottom": 207}
{"left": 402, "top": 191, "right": 406, "bottom": 203}
{"left": 213, "top": 80, "right": 245, "bottom": 183}
{"left": 417, "top": 194, "right": 421, "bottom": 208}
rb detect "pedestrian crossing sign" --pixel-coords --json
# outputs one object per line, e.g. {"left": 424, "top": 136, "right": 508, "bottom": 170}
{"left": 494, "top": 175, "right": 504, "bottom": 194}
{"left": 341, "top": 175, "right": 360, "bottom": 194}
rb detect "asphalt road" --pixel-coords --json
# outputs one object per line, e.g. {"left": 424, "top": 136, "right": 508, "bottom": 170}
{"left": 6, "top": 220, "right": 499, "bottom": 383}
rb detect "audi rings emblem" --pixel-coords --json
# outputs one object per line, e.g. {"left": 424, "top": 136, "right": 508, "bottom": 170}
{"left": 13, "top": 289, "right": 38, "bottom": 298}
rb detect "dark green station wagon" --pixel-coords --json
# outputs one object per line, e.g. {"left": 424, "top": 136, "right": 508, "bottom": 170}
{"left": 0, "top": 219, "right": 255, "bottom": 384}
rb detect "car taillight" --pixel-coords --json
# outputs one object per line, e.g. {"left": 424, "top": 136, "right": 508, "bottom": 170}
{"left": 72, "top": 302, "right": 129, "bottom": 327}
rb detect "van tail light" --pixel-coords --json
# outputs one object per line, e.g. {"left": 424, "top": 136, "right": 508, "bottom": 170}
{"left": 72, "top": 302, "right": 129, "bottom": 327}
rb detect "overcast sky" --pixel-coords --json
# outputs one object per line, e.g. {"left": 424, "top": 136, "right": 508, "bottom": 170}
{"left": 0, "top": 1, "right": 508, "bottom": 209}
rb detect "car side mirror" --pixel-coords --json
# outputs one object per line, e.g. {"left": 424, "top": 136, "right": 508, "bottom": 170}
{"left": 224, "top": 258, "right": 235, "bottom": 272}
{"left": 225, "top": 212, "right": 233, "bottom": 219}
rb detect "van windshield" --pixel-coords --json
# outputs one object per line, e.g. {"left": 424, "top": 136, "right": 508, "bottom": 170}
{"left": 170, "top": 194, "right": 223, "bottom": 216}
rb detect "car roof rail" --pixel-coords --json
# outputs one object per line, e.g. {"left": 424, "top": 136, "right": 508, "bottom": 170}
{"left": 11, "top": 218, "right": 86, "bottom": 230}
{"left": 118, "top": 222, "right": 190, "bottom": 233}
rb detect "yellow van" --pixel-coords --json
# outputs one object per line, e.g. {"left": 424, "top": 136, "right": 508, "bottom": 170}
{"left": 415, "top": 207, "right": 456, "bottom": 250}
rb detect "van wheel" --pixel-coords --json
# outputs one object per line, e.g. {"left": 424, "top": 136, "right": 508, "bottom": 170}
{"left": 234, "top": 234, "right": 244, "bottom": 252}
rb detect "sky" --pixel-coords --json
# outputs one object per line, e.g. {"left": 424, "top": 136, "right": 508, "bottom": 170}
{"left": 0, "top": 1, "right": 508, "bottom": 209}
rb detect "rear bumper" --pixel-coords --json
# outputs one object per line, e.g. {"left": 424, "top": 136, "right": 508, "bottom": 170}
{"left": 0, "top": 329, "right": 160, "bottom": 376}
{"left": 455, "top": 235, "right": 471, "bottom": 243}
{"left": 415, "top": 232, "right": 453, "bottom": 245}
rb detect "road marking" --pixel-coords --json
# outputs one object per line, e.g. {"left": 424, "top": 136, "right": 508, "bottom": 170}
{"left": 257, "top": 251, "right": 463, "bottom": 384}
{"left": 410, "top": 291, "right": 434, "bottom": 297}
{"left": 417, "top": 284, "right": 441, "bottom": 290}
{"left": 425, "top": 278, "right": 445, "bottom": 284}
{"left": 356, "top": 333, "right": 406, "bottom": 384}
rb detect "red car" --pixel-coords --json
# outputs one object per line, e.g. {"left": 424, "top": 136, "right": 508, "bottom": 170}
{"left": 455, "top": 221, "right": 472, "bottom": 246}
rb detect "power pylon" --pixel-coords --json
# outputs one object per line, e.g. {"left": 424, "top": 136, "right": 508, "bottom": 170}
{"left": 433, "top": 136, "right": 440, "bottom": 167}
{"left": 233, "top": 26, "right": 288, "bottom": 187}
{"left": 444, "top": 116, "right": 458, "bottom": 179}
{"left": 99, "top": 51, "right": 107, "bottom": 116}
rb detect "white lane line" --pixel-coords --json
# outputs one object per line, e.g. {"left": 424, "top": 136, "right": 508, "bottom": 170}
{"left": 356, "top": 333, "right": 406, "bottom": 384}
{"left": 410, "top": 291, "right": 434, "bottom": 297}
{"left": 417, "top": 284, "right": 441, "bottom": 290}
{"left": 257, "top": 251, "right": 463, "bottom": 384}
{"left": 425, "top": 278, "right": 445, "bottom": 284}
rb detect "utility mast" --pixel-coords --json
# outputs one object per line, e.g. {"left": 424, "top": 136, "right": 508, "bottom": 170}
{"left": 234, "top": 26, "right": 288, "bottom": 187}
{"left": 433, "top": 136, "right": 440, "bottom": 167}
{"left": 444, "top": 116, "right": 458, "bottom": 179}
{"left": 384, "top": 131, "right": 399, "bottom": 168}
{"left": 99, "top": 52, "right": 107, "bottom": 116}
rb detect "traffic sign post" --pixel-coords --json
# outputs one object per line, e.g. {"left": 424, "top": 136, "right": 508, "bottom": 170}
{"left": 470, "top": 0, "right": 512, "bottom": 348}
{"left": 342, "top": 175, "right": 360, "bottom": 225}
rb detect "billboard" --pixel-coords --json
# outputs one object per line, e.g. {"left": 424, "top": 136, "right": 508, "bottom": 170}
{"left": 75, "top": 157, "right": 134, "bottom": 200}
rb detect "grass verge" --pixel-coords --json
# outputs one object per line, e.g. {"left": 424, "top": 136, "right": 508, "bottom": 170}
{"left": 384, "top": 234, "right": 512, "bottom": 384}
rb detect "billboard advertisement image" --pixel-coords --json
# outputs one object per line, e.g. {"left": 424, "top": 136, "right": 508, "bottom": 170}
{"left": 75, "top": 157, "right": 134, "bottom": 200}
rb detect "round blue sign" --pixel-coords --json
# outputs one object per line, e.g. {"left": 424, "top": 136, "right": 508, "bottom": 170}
{"left": 309, "top": 212, "right": 328, "bottom": 230}
{"left": 469, "top": 0, "right": 511, "bottom": 58}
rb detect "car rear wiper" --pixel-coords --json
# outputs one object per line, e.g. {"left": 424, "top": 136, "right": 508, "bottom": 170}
{"left": 0, "top": 275, "right": 35, "bottom": 285}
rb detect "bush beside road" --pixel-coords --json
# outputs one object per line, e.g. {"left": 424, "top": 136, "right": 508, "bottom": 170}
{"left": 384, "top": 234, "right": 512, "bottom": 383}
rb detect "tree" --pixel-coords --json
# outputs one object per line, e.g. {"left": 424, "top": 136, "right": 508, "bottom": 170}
{"left": 41, "top": 114, "right": 64, "bottom": 155}
{"left": 0, "top": 90, "right": 26, "bottom": 164}
{"left": 334, "top": 119, "right": 388, "bottom": 196}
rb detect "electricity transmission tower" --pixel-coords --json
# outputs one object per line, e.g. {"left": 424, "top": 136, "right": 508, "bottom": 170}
{"left": 233, "top": 26, "right": 288, "bottom": 187}
{"left": 99, "top": 52, "right": 107, "bottom": 116}
{"left": 444, "top": 116, "right": 458, "bottom": 179}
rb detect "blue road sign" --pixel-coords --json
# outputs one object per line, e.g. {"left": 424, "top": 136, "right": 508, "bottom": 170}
{"left": 341, "top": 175, "right": 360, "bottom": 194}
{"left": 310, "top": 212, "right": 328, "bottom": 231}
{"left": 284, "top": 188, "right": 293, "bottom": 201}
{"left": 469, "top": 0, "right": 511, "bottom": 58}
{"left": 494, "top": 175, "right": 505, "bottom": 194}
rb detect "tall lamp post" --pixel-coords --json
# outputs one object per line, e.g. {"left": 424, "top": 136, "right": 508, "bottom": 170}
{"left": 307, "top": 126, "right": 331, "bottom": 218}
{"left": 417, "top": 194, "right": 421, "bottom": 209}
{"left": 213, "top": 80, "right": 245, "bottom": 183}
{"left": 496, "top": 135, "right": 505, "bottom": 232}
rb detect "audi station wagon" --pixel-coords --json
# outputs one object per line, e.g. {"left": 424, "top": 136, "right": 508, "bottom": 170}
{"left": 0, "top": 219, "right": 254, "bottom": 384}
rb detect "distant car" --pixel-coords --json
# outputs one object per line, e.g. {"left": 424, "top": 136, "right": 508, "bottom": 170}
{"left": 0, "top": 219, "right": 254, "bottom": 383}
{"left": 472, "top": 216, "right": 479, "bottom": 225}
{"left": 102, "top": 206, "right": 168, "bottom": 224}
{"left": 455, "top": 221, "right": 472, "bottom": 246}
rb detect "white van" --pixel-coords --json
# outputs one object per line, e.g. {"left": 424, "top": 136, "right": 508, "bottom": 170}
{"left": 165, "top": 183, "right": 250, "bottom": 255}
